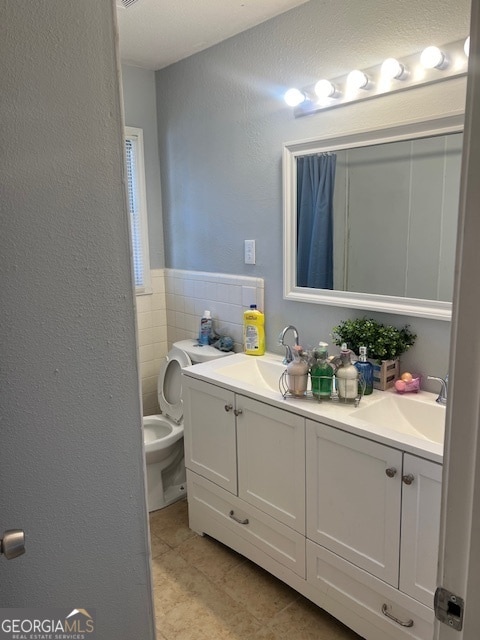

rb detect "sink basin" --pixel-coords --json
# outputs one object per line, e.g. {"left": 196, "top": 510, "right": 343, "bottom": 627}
{"left": 214, "top": 357, "right": 285, "bottom": 392}
{"left": 353, "top": 393, "right": 445, "bottom": 444}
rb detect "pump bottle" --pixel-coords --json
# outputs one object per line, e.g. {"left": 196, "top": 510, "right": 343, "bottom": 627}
{"left": 311, "top": 342, "right": 334, "bottom": 398}
{"left": 354, "top": 346, "right": 374, "bottom": 395}
{"left": 336, "top": 343, "right": 359, "bottom": 400}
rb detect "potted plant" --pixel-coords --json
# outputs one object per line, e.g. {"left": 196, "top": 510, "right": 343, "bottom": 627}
{"left": 331, "top": 317, "right": 416, "bottom": 390}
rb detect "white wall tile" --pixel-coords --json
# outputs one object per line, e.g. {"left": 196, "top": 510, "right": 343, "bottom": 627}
{"left": 136, "top": 310, "right": 153, "bottom": 331}
{"left": 165, "top": 269, "right": 264, "bottom": 353}
{"left": 242, "top": 286, "right": 257, "bottom": 308}
{"left": 193, "top": 280, "right": 206, "bottom": 299}
{"left": 228, "top": 285, "right": 242, "bottom": 305}
{"left": 152, "top": 309, "right": 166, "bottom": 327}
{"left": 137, "top": 327, "right": 154, "bottom": 347}
{"left": 151, "top": 292, "right": 166, "bottom": 311}
{"left": 135, "top": 294, "right": 152, "bottom": 314}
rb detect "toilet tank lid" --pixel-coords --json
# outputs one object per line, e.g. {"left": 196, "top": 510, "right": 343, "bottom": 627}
{"left": 173, "top": 339, "right": 232, "bottom": 364}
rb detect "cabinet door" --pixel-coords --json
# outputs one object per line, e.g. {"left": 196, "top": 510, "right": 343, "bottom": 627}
{"left": 237, "top": 396, "right": 305, "bottom": 533}
{"left": 183, "top": 376, "right": 237, "bottom": 494}
{"left": 306, "top": 420, "right": 402, "bottom": 587}
{"left": 400, "top": 454, "right": 442, "bottom": 607}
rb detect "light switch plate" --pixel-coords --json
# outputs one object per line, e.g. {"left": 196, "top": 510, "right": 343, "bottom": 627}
{"left": 244, "top": 239, "right": 256, "bottom": 264}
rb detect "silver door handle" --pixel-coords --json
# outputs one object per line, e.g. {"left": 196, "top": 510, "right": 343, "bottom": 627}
{"left": 229, "top": 510, "right": 249, "bottom": 525}
{"left": 382, "top": 603, "right": 414, "bottom": 627}
{"left": 1, "top": 529, "right": 26, "bottom": 560}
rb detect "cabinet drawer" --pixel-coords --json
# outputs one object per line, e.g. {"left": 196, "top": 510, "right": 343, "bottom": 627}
{"left": 306, "top": 541, "right": 433, "bottom": 640}
{"left": 187, "top": 470, "right": 306, "bottom": 578}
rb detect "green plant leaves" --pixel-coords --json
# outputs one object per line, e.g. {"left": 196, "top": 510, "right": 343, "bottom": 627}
{"left": 331, "top": 317, "right": 416, "bottom": 362}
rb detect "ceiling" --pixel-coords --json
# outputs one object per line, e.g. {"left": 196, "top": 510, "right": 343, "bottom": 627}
{"left": 116, "top": 0, "right": 310, "bottom": 70}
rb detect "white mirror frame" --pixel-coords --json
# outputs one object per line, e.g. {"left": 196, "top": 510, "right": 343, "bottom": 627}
{"left": 283, "top": 112, "right": 464, "bottom": 321}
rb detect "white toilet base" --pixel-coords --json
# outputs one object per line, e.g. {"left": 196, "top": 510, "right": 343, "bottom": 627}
{"left": 146, "top": 440, "right": 187, "bottom": 512}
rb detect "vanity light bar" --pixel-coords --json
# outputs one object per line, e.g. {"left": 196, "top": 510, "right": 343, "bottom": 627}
{"left": 290, "top": 39, "right": 468, "bottom": 118}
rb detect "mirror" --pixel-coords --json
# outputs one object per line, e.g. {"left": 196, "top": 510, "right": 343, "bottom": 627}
{"left": 283, "top": 114, "right": 464, "bottom": 320}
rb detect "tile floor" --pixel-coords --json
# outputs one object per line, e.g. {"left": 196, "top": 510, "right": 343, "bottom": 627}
{"left": 149, "top": 499, "right": 363, "bottom": 640}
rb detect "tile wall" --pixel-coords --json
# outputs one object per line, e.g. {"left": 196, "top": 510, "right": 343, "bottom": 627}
{"left": 135, "top": 269, "right": 168, "bottom": 416}
{"left": 135, "top": 268, "right": 264, "bottom": 415}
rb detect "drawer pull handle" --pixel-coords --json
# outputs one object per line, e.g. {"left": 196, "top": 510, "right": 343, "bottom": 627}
{"left": 234, "top": 408, "right": 243, "bottom": 416}
{"left": 224, "top": 404, "right": 233, "bottom": 412}
{"left": 382, "top": 604, "right": 414, "bottom": 628}
{"left": 229, "top": 510, "right": 249, "bottom": 525}
{"left": 402, "top": 473, "right": 415, "bottom": 485}
{"left": 385, "top": 467, "right": 397, "bottom": 478}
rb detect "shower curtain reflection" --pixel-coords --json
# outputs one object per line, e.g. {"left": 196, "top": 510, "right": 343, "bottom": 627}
{"left": 296, "top": 153, "right": 336, "bottom": 289}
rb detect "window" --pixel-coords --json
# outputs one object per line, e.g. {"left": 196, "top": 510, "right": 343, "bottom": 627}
{"left": 125, "top": 126, "right": 151, "bottom": 294}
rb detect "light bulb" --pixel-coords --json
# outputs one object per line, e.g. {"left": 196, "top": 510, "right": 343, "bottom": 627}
{"left": 314, "top": 79, "right": 336, "bottom": 99}
{"left": 347, "top": 69, "right": 369, "bottom": 90}
{"left": 464, "top": 36, "right": 470, "bottom": 57}
{"left": 284, "top": 88, "right": 306, "bottom": 107}
{"left": 420, "top": 46, "right": 446, "bottom": 69}
{"left": 381, "top": 57, "right": 406, "bottom": 80}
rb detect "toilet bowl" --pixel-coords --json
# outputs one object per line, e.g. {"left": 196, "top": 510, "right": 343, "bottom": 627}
{"left": 143, "top": 345, "right": 191, "bottom": 512}
{"left": 144, "top": 339, "right": 231, "bottom": 512}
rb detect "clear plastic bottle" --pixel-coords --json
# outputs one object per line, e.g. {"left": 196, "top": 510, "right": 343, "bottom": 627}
{"left": 286, "top": 346, "right": 309, "bottom": 397}
{"left": 336, "top": 343, "right": 359, "bottom": 400}
{"left": 354, "top": 346, "right": 374, "bottom": 395}
{"left": 311, "top": 342, "right": 334, "bottom": 398}
{"left": 198, "top": 310, "right": 213, "bottom": 345}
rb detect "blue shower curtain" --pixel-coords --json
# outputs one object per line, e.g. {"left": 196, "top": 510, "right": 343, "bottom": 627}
{"left": 296, "top": 153, "right": 336, "bottom": 289}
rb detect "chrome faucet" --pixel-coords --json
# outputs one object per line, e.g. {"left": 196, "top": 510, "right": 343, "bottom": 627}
{"left": 427, "top": 374, "right": 448, "bottom": 405}
{"left": 278, "top": 325, "right": 300, "bottom": 364}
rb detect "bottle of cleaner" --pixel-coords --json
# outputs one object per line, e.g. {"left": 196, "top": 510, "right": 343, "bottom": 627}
{"left": 311, "top": 342, "right": 334, "bottom": 398}
{"left": 354, "top": 346, "right": 374, "bottom": 395}
{"left": 286, "top": 346, "right": 309, "bottom": 397}
{"left": 198, "top": 310, "right": 213, "bottom": 346}
{"left": 243, "top": 305, "right": 265, "bottom": 355}
{"left": 336, "top": 343, "right": 359, "bottom": 401}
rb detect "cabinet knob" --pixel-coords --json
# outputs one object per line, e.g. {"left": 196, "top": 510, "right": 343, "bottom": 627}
{"left": 234, "top": 408, "right": 243, "bottom": 416}
{"left": 385, "top": 467, "right": 397, "bottom": 478}
{"left": 1, "top": 529, "right": 25, "bottom": 560}
{"left": 224, "top": 404, "right": 233, "bottom": 412}
{"left": 402, "top": 473, "right": 415, "bottom": 485}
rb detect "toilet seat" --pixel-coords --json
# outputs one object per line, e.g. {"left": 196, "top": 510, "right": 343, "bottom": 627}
{"left": 157, "top": 346, "right": 192, "bottom": 423}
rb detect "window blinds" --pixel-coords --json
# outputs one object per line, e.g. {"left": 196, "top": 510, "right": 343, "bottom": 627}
{"left": 125, "top": 136, "right": 146, "bottom": 289}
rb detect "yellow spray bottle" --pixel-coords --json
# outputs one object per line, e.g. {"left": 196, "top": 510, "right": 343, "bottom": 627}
{"left": 243, "top": 305, "right": 265, "bottom": 355}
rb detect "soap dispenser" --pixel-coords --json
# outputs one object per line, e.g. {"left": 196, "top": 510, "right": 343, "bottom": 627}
{"left": 336, "top": 343, "right": 359, "bottom": 401}
{"left": 286, "top": 346, "right": 309, "bottom": 397}
{"left": 354, "top": 346, "right": 374, "bottom": 395}
{"left": 311, "top": 342, "right": 334, "bottom": 398}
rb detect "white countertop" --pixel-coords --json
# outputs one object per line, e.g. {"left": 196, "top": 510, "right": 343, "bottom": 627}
{"left": 183, "top": 351, "right": 445, "bottom": 464}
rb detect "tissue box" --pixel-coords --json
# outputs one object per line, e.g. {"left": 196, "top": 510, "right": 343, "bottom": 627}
{"left": 370, "top": 359, "right": 400, "bottom": 391}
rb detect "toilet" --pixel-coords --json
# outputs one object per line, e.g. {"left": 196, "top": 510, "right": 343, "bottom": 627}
{"left": 143, "top": 339, "right": 231, "bottom": 512}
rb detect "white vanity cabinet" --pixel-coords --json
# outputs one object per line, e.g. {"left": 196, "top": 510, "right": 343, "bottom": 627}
{"left": 183, "top": 376, "right": 237, "bottom": 494}
{"left": 400, "top": 453, "right": 443, "bottom": 607}
{"left": 183, "top": 369, "right": 443, "bottom": 640}
{"left": 306, "top": 420, "right": 403, "bottom": 587}
{"left": 183, "top": 376, "right": 306, "bottom": 578}
{"left": 306, "top": 419, "right": 442, "bottom": 639}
